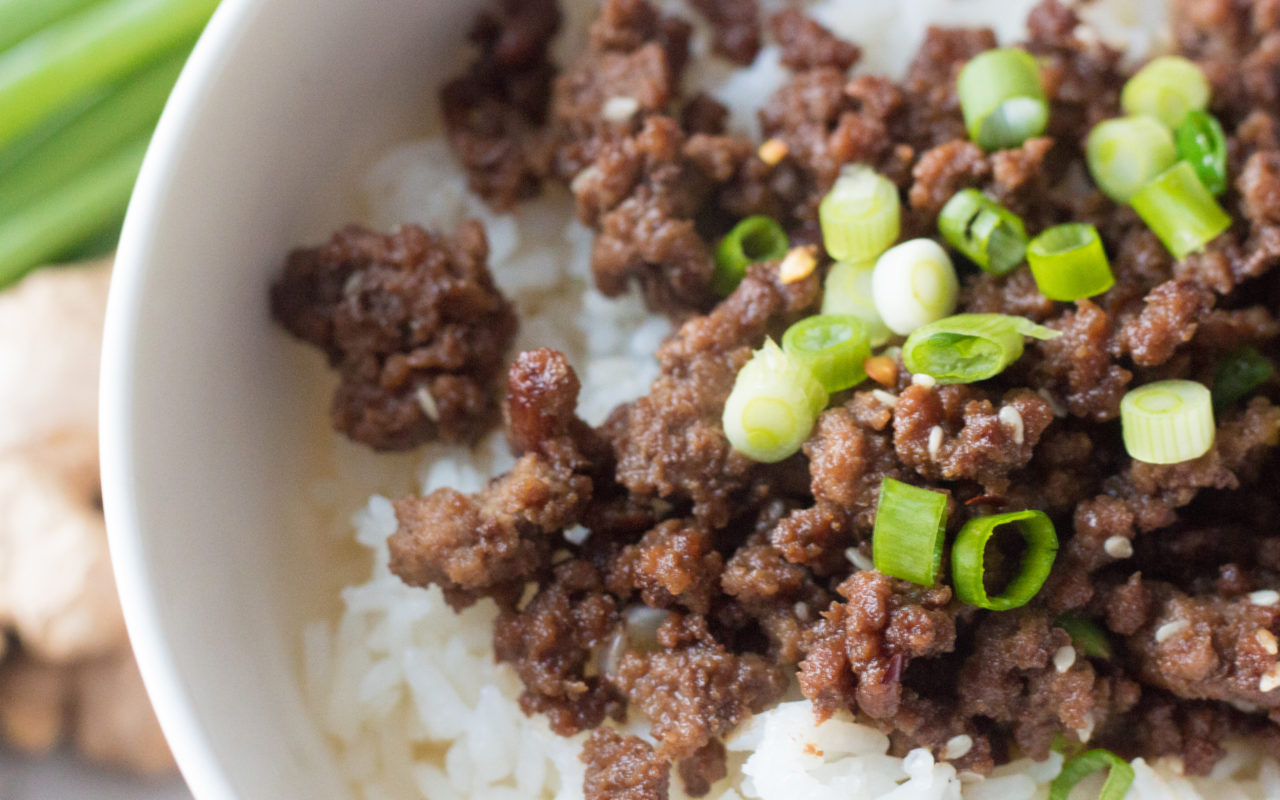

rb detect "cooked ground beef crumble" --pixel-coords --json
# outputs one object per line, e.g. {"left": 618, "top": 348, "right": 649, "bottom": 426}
{"left": 273, "top": 0, "right": 1280, "bottom": 797}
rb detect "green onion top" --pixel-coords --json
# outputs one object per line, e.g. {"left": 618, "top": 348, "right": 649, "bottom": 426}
{"left": 1085, "top": 116, "right": 1177, "bottom": 203}
{"left": 1026, "top": 223, "right": 1116, "bottom": 302}
{"left": 957, "top": 47, "right": 1048, "bottom": 151}
{"left": 713, "top": 216, "right": 789, "bottom": 296}
{"left": 722, "top": 338, "right": 828, "bottom": 463}
{"left": 1121, "top": 55, "right": 1210, "bottom": 129}
{"left": 1176, "top": 109, "right": 1228, "bottom": 196}
{"left": 1049, "top": 749, "right": 1136, "bottom": 800}
{"left": 1121, "top": 379, "right": 1215, "bottom": 465}
{"left": 937, "top": 189, "right": 1028, "bottom": 276}
{"left": 872, "top": 477, "right": 950, "bottom": 587}
{"left": 1212, "top": 345, "right": 1275, "bottom": 411}
{"left": 951, "top": 509, "right": 1058, "bottom": 611}
{"left": 1130, "top": 161, "right": 1232, "bottom": 259}
{"left": 822, "top": 260, "right": 892, "bottom": 347}
{"left": 1054, "top": 615, "right": 1114, "bottom": 660}
{"left": 782, "top": 314, "right": 872, "bottom": 393}
{"left": 901, "top": 313, "right": 1060, "bottom": 385}
{"left": 819, "top": 165, "right": 901, "bottom": 263}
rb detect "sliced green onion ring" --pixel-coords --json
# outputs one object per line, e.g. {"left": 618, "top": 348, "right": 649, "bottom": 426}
{"left": 872, "top": 477, "right": 950, "bottom": 587}
{"left": 937, "top": 189, "right": 1028, "bottom": 275}
{"left": 1212, "top": 345, "right": 1275, "bottom": 411}
{"left": 723, "top": 338, "right": 828, "bottom": 463}
{"left": 819, "top": 165, "right": 901, "bottom": 262}
{"left": 952, "top": 509, "right": 1058, "bottom": 611}
{"left": 1176, "top": 109, "right": 1228, "bottom": 196}
{"left": 714, "top": 215, "right": 789, "bottom": 296}
{"left": 1121, "top": 55, "right": 1210, "bottom": 129}
{"left": 1131, "top": 161, "right": 1232, "bottom": 259}
{"left": 1049, "top": 749, "right": 1136, "bottom": 800}
{"left": 822, "top": 260, "right": 892, "bottom": 347}
{"left": 871, "top": 238, "right": 959, "bottom": 336}
{"left": 1055, "top": 615, "right": 1114, "bottom": 660}
{"left": 957, "top": 48, "right": 1048, "bottom": 151}
{"left": 782, "top": 314, "right": 872, "bottom": 393}
{"left": 1027, "top": 223, "right": 1115, "bottom": 301}
{"left": 901, "top": 313, "right": 1059, "bottom": 385}
{"left": 1085, "top": 116, "right": 1177, "bottom": 203}
{"left": 1121, "top": 379, "right": 1215, "bottom": 465}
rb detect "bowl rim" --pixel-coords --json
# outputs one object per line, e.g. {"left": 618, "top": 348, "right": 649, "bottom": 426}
{"left": 100, "top": 1, "right": 254, "bottom": 796}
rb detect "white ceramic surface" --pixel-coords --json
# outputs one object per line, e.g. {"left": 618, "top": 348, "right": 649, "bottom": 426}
{"left": 100, "top": 0, "right": 477, "bottom": 797}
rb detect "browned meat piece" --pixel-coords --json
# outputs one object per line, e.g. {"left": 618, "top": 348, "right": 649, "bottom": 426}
{"left": 676, "top": 739, "right": 727, "bottom": 797}
{"left": 769, "top": 9, "right": 860, "bottom": 72}
{"left": 605, "top": 264, "right": 818, "bottom": 526}
{"left": 582, "top": 727, "right": 670, "bottom": 800}
{"left": 1117, "top": 280, "right": 1215, "bottom": 367}
{"left": 721, "top": 541, "right": 831, "bottom": 663}
{"left": 1033, "top": 299, "right": 1132, "bottom": 422}
{"left": 898, "top": 27, "right": 997, "bottom": 151}
{"left": 682, "top": 93, "right": 730, "bottom": 135}
{"left": 908, "top": 140, "right": 989, "bottom": 215}
{"left": 689, "top": 0, "right": 761, "bottom": 65}
{"left": 1239, "top": 151, "right": 1280, "bottom": 226}
{"left": 270, "top": 221, "right": 516, "bottom": 450}
{"left": 608, "top": 519, "right": 723, "bottom": 614}
{"left": 505, "top": 347, "right": 607, "bottom": 469}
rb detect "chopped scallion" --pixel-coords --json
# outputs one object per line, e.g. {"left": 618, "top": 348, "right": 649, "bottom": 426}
{"left": 1121, "top": 379, "right": 1215, "bottom": 465}
{"left": 1054, "top": 615, "right": 1114, "bottom": 660}
{"left": 1027, "top": 223, "right": 1115, "bottom": 301}
{"left": 1049, "top": 749, "right": 1135, "bottom": 800}
{"left": 722, "top": 339, "right": 828, "bottom": 463}
{"left": 872, "top": 477, "right": 949, "bottom": 587}
{"left": 714, "top": 215, "right": 789, "bottom": 296}
{"left": 871, "top": 238, "right": 959, "bottom": 336}
{"left": 1085, "top": 116, "right": 1177, "bottom": 203}
{"left": 952, "top": 509, "right": 1058, "bottom": 611}
{"left": 822, "top": 260, "right": 892, "bottom": 347}
{"left": 937, "top": 189, "right": 1028, "bottom": 276}
{"left": 901, "top": 313, "right": 1059, "bottom": 385}
{"left": 1176, "top": 109, "right": 1228, "bottom": 196}
{"left": 957, "top": 48, "right": 1048, "bottom": 151}
{"left": 1121, "top": 55, "right": 1210, "bottom": 129}
{"left": 1131, "top": 161, "right": 1232, "bottom": 259}
{"left": 782, "top": 314, "right": 871, "bottom": 393}
{"left": 819, "top": 165, "right": 901, "bottom": 262}
{"left": 1212, "top": 345, "right": 1275, "bottom": 411}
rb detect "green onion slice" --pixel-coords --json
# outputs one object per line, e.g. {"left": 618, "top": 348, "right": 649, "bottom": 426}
{"left": 872, "top": 478, "right": 950, "bottom": 587}
{"left": 1054, "top": 615, "right": 1114, "bottom": 660}
{"left": 714, "top": 215, "right": 789, "bottom": 296}
{"left": 722, "top": 338, "right": 828, "bottom": 463}
{"left": 1121, "top": 55, "right": 1210, "bottom": 129}
{"left": 1049, "top": 749, "right": 1136, "bottom": 800}
{"left": 957, "top": 47, "right": 1048, "bottom": 151}
{"left": 1131, "top": 161, "right": 1232, "bottom": 259}
{"left": 1027, "top": 223, "right": 1115, "bottom": 301}
{"left": 937, "top": 189, "right": 1028, "bottom": 276}
{"left": 952, "top": 509, "right": 1058, "bottom": 611}
{"left": 822, "top": 260, "right": 892, "bottom": 347}
{"left": 901, "top": 313, "right": 1060, "bottom": 385}
{"left": 1176, "top": 109, "right": 1228, "bottom": 196}
{"left": 1085, "top": 116, "right": 1177, "bottom": 203}
{"left": 819, "top": 165, "right": 901, "bottom": 263}
{"left": 1212, "top": 345, "right": 1275, "bottom": 411}
{"left": 1121, "top": 379, "right": 1215, "bottom": 465}
{"left": 871, "top": 238, "right": 959, "bottom": 336}
{"left": 782, "top": 314, "right": 872, "bottom": 393}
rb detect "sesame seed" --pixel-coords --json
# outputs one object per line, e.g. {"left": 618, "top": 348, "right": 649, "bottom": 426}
{"left": 570, "top": 164, "right": 600, "bottom": 194}
{"left": 1232, "top": 699, "right": 1260, "bottom": 713}
{"left": 872, "top": 389, "right": 898, "bottom": 408}
{"left": 1053, "top": 645, "right": 1077, "bottom": 673}
{"left": 942, "top": 734, "right": 973, "bottom": 760}
{"left": 1260, "top": 664, "right": 1280, "bottom": 693}
{"left": 343, "top": 272, "right": 362, "bottom": 295}
{"left": 1037, "top": 388, "right": 1067, "bottom": 418}
{"left": 998, "top": 405, "right": 1025, "bottom": 445}
{"left": 1258, "top": 630, "right": 1279, "bottom": 655}
{"left": 794, "top": 602, "right": 811, "bottom": 621}
{"left": 1155, "top": 619, "right": 1189, "bottom": 643}
{"left": 602, "top": 96, "right": 640, "bottom": 121}
{"left": 1250, "top": 589, "right": 1280, "bottom": 607}
{"left": 1103, "top": 536, "right": 1134, "bottom": 559}
{"left": 563, "top": 525, "right": 591, "bottom": 545}
{"left": 928, "top": 426, "right": 944, "bottom": 460}
{"left": 845, "top": 547, "right": 874, "bottom": 572}
{"left": 758, "top": 137, "right": 790, "bottom": 165}
{"left": 1075, "top": 713, "right": 1095, "bottom": 743}
{"left": 415, "top": 386, "right": 440, "bottom": 421}
{"left": 912, "top": 373, "right": 937, "bottom": 389}
{"left": 780, "top": 246, "right": 818, "bottom": 283}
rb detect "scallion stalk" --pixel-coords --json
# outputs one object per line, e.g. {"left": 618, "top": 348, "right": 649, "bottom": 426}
{"left": 0, "top": 0, "right": 105, "bottom": 52}
{"left": 1049, "top": 750, "right": 1135, "bottom": 800}
{"left": 1121, "top": 56, "right": 1210, "bottom": 130}
{"left": 937, "top": 189, "right": 1028, "bottom": 276}
{"left": 901, "top": 313, "right": 1059, "bottom": 385}
{"left": 1176, "top": 109, "right": 1228, "bottom": 196}
{"left": 1085, "top": 116, "right": 1177, "bottom": 203}
{"left": 1121, "top": 379, "right": 1215, "bottom": 464}
{"left": 722, "top": 339, "right": 828, "bottom": 463}
{"left": 1026, "top": 223, "right": 1115, "bottom": 301}
{"left": 1212, "top": 345, "right": 1275, "bottom": 411}
{"left": 872, "top": 477, "right": 950, "bottom": 587}
{"left": 781, "top": 314, "right": 871, "bottom": 393}
{"left": 1054, "top": 615, "right": 1113, "bottom": 660}
{"left": 951, "top": 509, "right": 1058, "bottom": 611}
{"left": 1130, "top": 161, "right": 1232, "bottom": 259}
{"left": 819, "top": 165, "right": 901, "bottom": 263}
{"left": 822, "top": 260, "right": 892, "bottom": 347}
{"left": 871, "top": 238, "right": 959, "bottom": 336}
{"left": 713, "top": 215, "right": 789, "bottom": 296}
{"left": 957, "top": 47, "right": 1048, "bottom": 151}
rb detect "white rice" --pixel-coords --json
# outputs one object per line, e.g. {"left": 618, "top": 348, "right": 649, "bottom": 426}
{"left": 303, "top": 2, "right": 1280, "bottom": 799}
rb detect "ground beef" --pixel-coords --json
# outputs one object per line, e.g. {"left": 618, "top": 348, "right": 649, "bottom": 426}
{"left": 676, "top": 739, "right": 727, "bottom": 797}
{"left": 688, "top": 0, "right": 761, "bottom": 65}
{"left": 270, "top": 221, "right": 516, "bottom": 450}
{"left": 582, "top": 728, "right": 670, "bottom": 800}
{"left": 769, "top": 9, "right": 860, "bottom": 72}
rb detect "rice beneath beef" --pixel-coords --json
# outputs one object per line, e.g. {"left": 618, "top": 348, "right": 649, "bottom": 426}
{"left": 299, "top": 1, "right": 1280, "bottom": 798}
